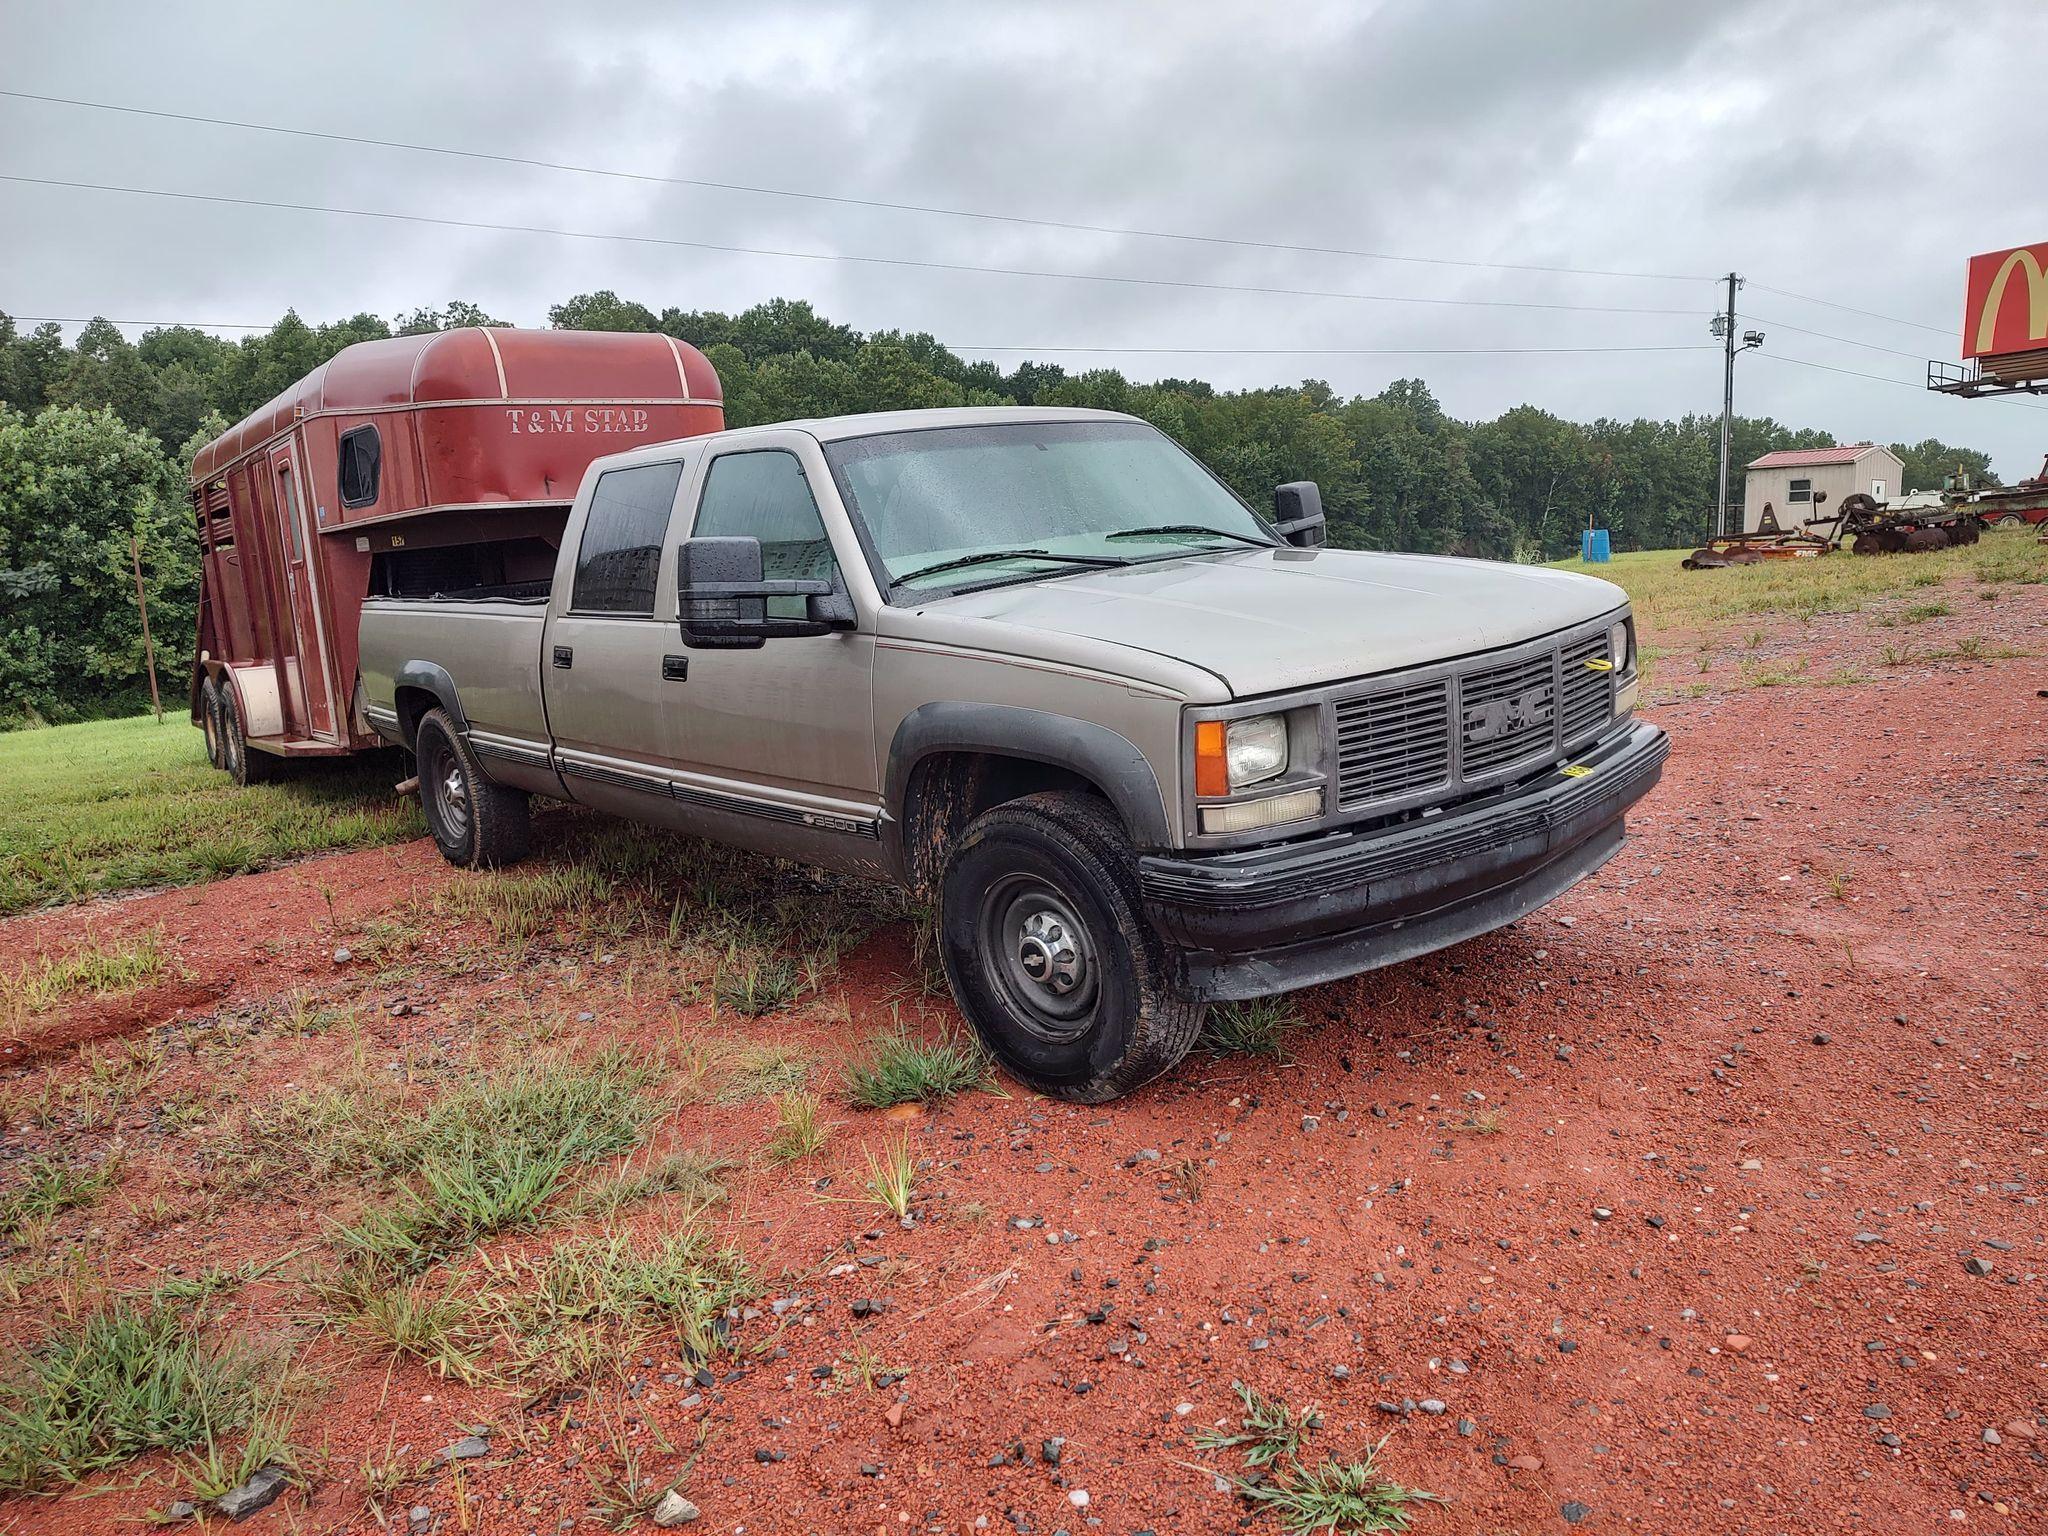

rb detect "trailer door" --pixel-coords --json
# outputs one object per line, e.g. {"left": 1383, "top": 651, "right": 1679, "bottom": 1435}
{"left": 269, "top": 445, "right": 338, "bottom": 741}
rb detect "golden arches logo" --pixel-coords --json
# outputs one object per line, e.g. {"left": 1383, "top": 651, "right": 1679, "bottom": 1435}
{"left": 1976, "top": 247, "right": 2048, "bottom": 353}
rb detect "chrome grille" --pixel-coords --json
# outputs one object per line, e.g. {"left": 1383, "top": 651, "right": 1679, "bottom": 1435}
{"left": 1558, "top": 634, "right": 1612, "bottom": 745}
{"left": 1334, "top": 679, "right": 1452, "bottom": 806}
{"left": 1457, "top": 652, "right": 1557, "bottom": 777}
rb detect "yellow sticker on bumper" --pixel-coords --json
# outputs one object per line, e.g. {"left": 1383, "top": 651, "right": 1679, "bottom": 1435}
{"left": 1560, "top": 764, "right": 1593, "bottom": 778}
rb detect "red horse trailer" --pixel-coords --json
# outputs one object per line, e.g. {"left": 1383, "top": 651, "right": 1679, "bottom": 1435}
{"left": 187, "top": 328, "right": 723, "bottom": 779}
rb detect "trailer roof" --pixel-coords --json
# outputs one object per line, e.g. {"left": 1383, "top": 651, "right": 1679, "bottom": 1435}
{"left": 191, "top": 328, "right": 721, "bottom": 484}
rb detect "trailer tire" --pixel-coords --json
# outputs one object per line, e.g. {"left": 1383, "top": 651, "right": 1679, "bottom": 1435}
{"left": 199, "top": 676, "right": 227, "bottom": 771}
{"left": 415, "top": 707, "right": 530, "bottom": 869}
{"left": 938, "top": 790, "right": 1202, "bottom": 1103}
{"left": 221, "top": 689, "right": 276, "bottom": 786}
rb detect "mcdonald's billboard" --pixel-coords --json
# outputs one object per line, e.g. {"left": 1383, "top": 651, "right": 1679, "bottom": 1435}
{"left": 1964, "top": 241, "right": 2048, "bottom": 360}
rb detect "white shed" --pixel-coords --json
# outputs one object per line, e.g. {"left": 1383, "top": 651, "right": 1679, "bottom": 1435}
{"left": 1743, "top": 444, "right": 1905, "bottom": 533}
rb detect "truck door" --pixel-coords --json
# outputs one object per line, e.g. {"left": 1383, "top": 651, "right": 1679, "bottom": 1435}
{"left": 268, "top": 444, "right": 337, "bottom": 741}
{"left": 667, "top": 437, "right": 880, "bottom": 872}
{"left": 543, "top": 454, "right": 694, "bottom": 825}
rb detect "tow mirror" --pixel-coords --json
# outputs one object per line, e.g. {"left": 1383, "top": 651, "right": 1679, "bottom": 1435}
{"left": 1272, "top": 481, "right": 1327, "bottom": 547}
{"left": 676, "top": 536, "right": 845, "bottom": 650}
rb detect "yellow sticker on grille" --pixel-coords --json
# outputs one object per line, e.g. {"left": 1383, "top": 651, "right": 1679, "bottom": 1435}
{"left": 1582, "top": 657, "right": 1614, "bottom": 672}
{"left": 1559, "top": 764, "right": 1593, "bottom": 778}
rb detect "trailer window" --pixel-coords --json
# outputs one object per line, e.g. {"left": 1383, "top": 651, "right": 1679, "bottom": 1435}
{"left": 572, "top": 460, "right": 684, "bottom": 614}
{"left": 339, "top": 426, "right": 381, "bottom": 508}
{"left": 1787, "top": 478, "right": 1812, "bottom": 503}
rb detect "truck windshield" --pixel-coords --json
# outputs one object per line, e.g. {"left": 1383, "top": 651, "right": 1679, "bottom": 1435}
{"left": 823, "top": 420, "right": 1278, "bottom": 596}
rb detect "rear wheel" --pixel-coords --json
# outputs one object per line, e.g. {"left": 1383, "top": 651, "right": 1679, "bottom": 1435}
{"left": 938, "top": 790, "right": 1202, "bottom": 1102}
{"left": 220, "top": 688, "right": 276, "bottom": 786}
{"left": 415, "top": 707, "right": 530, "bottom": 868}
{"left": 199, "top": 676, "right": 227, "bottom": 770}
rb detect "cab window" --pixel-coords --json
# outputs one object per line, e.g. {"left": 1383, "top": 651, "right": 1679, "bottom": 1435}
{"left": 572, "top": 460, "right": 685, "bottom": 614}
{"left": 691, "top": 450, "right": 838, "bottom": 617}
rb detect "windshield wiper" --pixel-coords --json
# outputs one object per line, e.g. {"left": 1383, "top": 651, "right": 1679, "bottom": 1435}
{"left": 889, "top": 548, "right": 1124, "bottom": 589}
{"left": 1102, "top": 523, "right": 1277, "bottom": 548}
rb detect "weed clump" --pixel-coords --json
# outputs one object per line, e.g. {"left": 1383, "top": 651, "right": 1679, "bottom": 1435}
{"left": 842, "top": 1027, "right": 990, "bottom": 1109}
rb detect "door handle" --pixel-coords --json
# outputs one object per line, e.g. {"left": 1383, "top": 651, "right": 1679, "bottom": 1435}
{"left": 552, "top": 646, "right": 573, "bottom": 669}
{"left": 661, "top": 655, "right": 689, "bottom": 682}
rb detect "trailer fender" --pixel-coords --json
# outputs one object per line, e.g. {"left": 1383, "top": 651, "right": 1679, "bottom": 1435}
{"left": 391, "top": 661, "right": 468, "bottom": 747}
{"left": 220, "top": 663, "right": 285, "bottom": 740}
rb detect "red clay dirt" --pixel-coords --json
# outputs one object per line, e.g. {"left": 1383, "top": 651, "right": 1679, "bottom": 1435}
{"left": 1, "top": 577, "right": 2043, "bottom": 1536}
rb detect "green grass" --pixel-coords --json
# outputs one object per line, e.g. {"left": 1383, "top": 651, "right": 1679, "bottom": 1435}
{"left": 320, "top": 1227, "right": 752, "bottom": 1387}
{"left": 766, "top": 1091, "right": 831, "bottom": 1162}
{"left": 715, "top": 1041, "right": 811, "bottom": 1103}
{"left": 862, "top": 1137, "right": 917, "bottom": 1220}
{"left": 1550, "top": 526, "right": 2046, "bottom": 650}
{"left": 1188, "top": 1383, "right": 1440, "bottom": 1535}
{"left": 841, "top": 1026, "right": 991, "bottom": 1109}
{"left": 1199, "top": 996, "right": 1306, "bottom": 1058}
{"left": 1, "top": 929, "right": 170, "bottom": 1027}
{"left": 0, "top": 1153, "right": 121, "bottom": 1238}
{"left": 1194, "top": 1382, "right": 1321, "bottom": 1468}
{"left": 0, "top": 1289, "right": 299, "bottom": 1494}
{"left": 0, "top": 714, "right": 422, "bottom": 916}
{"left": 710, "top": 946, "right": 806, "bottom": 1017}
{"left": 436, "top": 863, "right": 619, "bottom": 948}
{"left": 326, "top": 1047, "right": 661, "bottom": 1276}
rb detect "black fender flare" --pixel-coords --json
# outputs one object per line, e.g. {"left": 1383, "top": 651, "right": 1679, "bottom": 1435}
{"left": 882, "top": 702, "right": 1172, "bottom": 878}
{"left": 391, "top": 660, "right": 468, "bottom": 746}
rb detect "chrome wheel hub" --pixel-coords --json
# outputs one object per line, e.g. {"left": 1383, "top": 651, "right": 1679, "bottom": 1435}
{"left": 1016, "top": 908, "right": 1085, "bottom": 994}
{"left": 978, "top": 873, "right": 1101, "bottom": 1041}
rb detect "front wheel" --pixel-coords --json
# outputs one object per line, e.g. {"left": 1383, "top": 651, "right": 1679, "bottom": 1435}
{"left": 415, "top": 707, "right": 530, "bottom": 868}
{"left": 938, "top": 791, "right": 1202, "bottom": 1102}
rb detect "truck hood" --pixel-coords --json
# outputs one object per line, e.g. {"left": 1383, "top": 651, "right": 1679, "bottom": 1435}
{"left": 926, "top": 546, "right": 1627, "bottom": 697}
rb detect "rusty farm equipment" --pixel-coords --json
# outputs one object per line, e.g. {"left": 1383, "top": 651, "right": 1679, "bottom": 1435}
{"left": 1682, "top": 498, "right": 1835, "bottom": 569}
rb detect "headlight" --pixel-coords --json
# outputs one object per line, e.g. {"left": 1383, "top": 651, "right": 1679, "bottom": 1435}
{"left": 1608, "top": 620, "right": 1632, "bottom": 674}
{"left": 1225, "top": 714, "right": 1288, "bottom": 789}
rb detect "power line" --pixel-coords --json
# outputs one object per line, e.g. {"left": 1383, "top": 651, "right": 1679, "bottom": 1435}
{"left": 956, "top": 343, "right": 1715, "bottom": 357}
{"left": 8, "top": 314, "right": 270, "bottom": 332}
{"left": 3, "top": 314, "right": 1713, "bottom": 358}
{"left": 0, "top": 173, "right": 1713, "bottom": 320}
{"left": 0, "top": 87, "right": 1718, "bottom": 285}
{"left": 1745, "top": 312, "right": 1934, "bottom": 362}
{"left": 1747, "top": 281, "right": 1950, "bottom": 338}
{"left": 1755, "top": 348, "right": 2048, "bottom": 411}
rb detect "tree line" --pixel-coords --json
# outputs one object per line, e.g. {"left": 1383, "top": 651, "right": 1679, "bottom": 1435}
{"left": 0, "top": 297, "right": 2001, "bottom": 723}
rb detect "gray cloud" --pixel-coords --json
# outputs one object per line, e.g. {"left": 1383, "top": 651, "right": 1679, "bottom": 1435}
{"left": 5, "top": 0, "right": 2045, "bottom": 473}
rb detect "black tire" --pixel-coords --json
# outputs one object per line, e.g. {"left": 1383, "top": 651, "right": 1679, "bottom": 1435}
{"left": 938, "top": 790, "right": 1202, "bottom": 1102}
{"left": 220, "top": 688, "right": 276, "bottom": 786}
{"left": 414, "top": 707, "right": 530, "bottom": 868}
{"left": 199, "top": 676, "right": 227, "bottom": 771}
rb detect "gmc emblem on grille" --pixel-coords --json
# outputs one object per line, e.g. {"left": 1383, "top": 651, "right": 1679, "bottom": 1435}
{"left": 1462, "top": 685, "right": 1553, "bottom": 745}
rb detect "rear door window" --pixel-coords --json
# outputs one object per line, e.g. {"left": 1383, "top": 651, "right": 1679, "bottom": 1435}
{"left": 572, "top": 460, "right": 685, "bottom": 614}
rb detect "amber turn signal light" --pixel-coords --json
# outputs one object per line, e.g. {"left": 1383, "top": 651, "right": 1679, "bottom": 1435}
{"left": 1194, "top": 720, "right": 1229, "bottom": 797}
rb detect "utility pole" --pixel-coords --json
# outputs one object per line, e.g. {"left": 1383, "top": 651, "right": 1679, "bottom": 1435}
{"left": 1709, "top": 275, "right": 1764, "bottom": 540}
{"left": 1715, "top": 271, "right": 1739, "bottom": 540}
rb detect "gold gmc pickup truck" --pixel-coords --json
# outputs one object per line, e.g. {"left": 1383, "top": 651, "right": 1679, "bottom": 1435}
{"left": 359, "top": 406, "right": 1667, "bottom": 1101}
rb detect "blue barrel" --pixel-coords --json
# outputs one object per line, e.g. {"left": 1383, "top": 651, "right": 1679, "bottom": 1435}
{"left": 1580, "top": 528, "right": 1611, "bottom": 563}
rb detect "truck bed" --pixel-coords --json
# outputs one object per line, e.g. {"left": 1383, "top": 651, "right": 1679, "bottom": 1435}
{"left": 358, "top": 596, "right": 552, "bottom": 754}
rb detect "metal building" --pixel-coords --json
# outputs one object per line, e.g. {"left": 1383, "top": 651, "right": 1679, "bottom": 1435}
{"left": 1742, "top": 444, "right": 1905, "bottom": 534}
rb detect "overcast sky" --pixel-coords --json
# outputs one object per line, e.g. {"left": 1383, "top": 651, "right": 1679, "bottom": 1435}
{"left": 6, "top": 0, "right": 2048, "bottom": 474}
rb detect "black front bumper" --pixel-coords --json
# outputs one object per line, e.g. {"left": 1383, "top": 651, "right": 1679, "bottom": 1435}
{"left": 1142, "top": 719, "right": 1669, "bottom": 1001}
